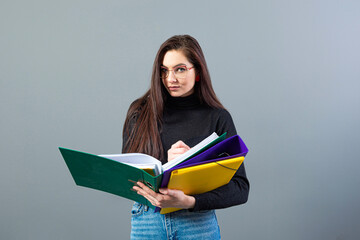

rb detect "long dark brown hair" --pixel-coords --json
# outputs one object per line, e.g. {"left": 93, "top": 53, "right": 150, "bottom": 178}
{"left": 123, "top": 35, "right": 224, "bottom": 160}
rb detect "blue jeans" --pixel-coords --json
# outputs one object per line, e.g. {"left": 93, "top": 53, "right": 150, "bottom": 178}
{"left": 130, "top": 202, "right": 221, "bottom": 240}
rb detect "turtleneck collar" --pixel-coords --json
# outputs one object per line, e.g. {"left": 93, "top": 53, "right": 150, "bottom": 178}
{"left": 165, "top": 92, "right": 201, "bottom": 110}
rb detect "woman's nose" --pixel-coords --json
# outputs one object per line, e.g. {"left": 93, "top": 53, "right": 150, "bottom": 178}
{"left": 167, "top": 71, "right": 177, "bottom": 82}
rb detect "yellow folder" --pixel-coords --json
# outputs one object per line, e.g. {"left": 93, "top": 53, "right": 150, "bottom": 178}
{"left": 160, "top": 156, "right": 245, "bottom": 214}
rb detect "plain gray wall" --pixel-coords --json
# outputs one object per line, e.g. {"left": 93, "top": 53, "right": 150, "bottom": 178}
{"left": 1, "top": 0, "right": 359, "bottom": 239}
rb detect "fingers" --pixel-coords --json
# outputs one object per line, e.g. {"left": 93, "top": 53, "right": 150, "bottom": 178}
{"left": 171, "top": 140, "right": 190, "bottom": 150}
{"left": 158, "top": 188, "right": 167, "bottom": 194}
{"left": 169, "top": 147, "right": 189, "bottom": 155}
{"left": 133, "top": 182, "right": 161, "bottom": 206}
{"left": 159, "top": 188, "right": 195, "bottom": 209}
{"left": 132, "top": 183, "right": 177, "bottom": 208}
{"left": 168, "top": 140, "right": 191, "bottom": 162}
{"left": 159, "top": 188, "right": 178, "bottom": 197}
{"left": 133, "top": 183, "right": 195, "bottom": 209}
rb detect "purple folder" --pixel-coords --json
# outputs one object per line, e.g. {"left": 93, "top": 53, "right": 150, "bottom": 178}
{"left": 155, "top": 134, "right": 248, "bottom": 212}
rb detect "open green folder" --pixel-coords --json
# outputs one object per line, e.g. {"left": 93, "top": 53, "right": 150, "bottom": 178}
{"left": 59, "top": 133, "right": 226, "bottom": 208}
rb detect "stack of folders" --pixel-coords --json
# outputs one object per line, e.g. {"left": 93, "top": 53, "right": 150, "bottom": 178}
{"left": 59, "top": 132, "right": 248, "bottom": 214}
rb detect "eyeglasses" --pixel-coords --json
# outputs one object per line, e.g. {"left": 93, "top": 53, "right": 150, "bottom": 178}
{"left": 160, "top": 65, "right": 195, "bottom": 79}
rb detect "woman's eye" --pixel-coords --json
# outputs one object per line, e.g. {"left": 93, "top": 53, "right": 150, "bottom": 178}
{"left": 161, "top": 68, "right": 168, "bottom": 74}
{"left": 175, "top": 67, "right": 186, "bottom": 73}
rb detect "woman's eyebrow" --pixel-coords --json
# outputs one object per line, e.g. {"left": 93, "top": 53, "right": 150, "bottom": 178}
{"left": 161, "top": 63, "right": 187, "bottom": 68}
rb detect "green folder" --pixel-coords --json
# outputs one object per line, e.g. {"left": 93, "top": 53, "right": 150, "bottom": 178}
{"left": 59, "top": 132, "right": 226, "bottom": 208}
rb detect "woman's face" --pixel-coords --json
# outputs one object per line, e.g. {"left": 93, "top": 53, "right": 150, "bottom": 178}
{"left": 161, "top": 50, "right": 196, "bottom": 98}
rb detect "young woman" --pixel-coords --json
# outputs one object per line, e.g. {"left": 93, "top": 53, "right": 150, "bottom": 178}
{"left": 122, "top": 35, "right": 249, "bottom": 239}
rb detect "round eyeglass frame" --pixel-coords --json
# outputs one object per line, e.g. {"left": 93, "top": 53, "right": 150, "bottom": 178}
{"left": 160, "top": 65, "right": 195, "bottom": 79}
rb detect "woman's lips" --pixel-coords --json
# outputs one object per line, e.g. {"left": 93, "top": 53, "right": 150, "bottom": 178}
{"left": 168, "top": 86, "right": 180, "bottom": 91}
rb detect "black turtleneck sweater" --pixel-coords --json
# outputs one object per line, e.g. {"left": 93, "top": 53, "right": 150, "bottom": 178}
{"left": 124, "top": 94, "right": 249, "bottom": 211}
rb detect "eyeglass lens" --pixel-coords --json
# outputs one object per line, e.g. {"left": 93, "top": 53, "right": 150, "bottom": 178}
{"left": 161, "top": 66, "right": 188, "bottom": 79}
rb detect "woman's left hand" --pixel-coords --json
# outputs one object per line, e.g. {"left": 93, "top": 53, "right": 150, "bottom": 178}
{"left": 133, "top": 181, "right": 195, "bottom": 209}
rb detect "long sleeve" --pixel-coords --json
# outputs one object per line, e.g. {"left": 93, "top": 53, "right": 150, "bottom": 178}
{"left": 124, "top": 94, "right": 250, "bottom": 211}
{"left": 191, "top": 108, "right": 250, "bottom": 211}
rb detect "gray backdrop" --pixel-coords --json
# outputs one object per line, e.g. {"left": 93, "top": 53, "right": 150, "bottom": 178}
{"left": 1, "top": 0, "right": 359, "bottom": 239}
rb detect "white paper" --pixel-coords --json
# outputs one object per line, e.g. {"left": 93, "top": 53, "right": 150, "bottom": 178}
{"left": 99, "top": 153, "right": 163, "bottom": 175}
{"left": 162, "top": 132, "right": 219, "bottom": 171}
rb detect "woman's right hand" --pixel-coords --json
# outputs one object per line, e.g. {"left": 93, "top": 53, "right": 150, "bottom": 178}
{"left": 133, "top": 181, "right": 195, "bottom": 210}
{"left": 167, "top": 140, "right": 190, "bottom": 162}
